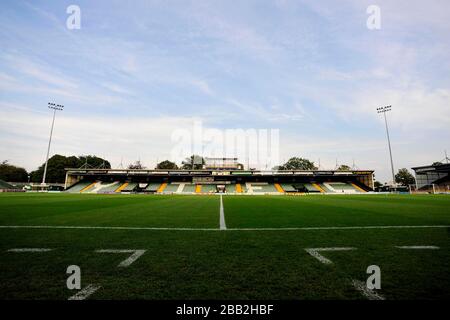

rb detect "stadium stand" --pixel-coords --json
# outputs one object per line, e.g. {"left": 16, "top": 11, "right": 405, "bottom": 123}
{"left": 121, "top": 182, "right": 138, "bottom": 192}
{"left": 115, "top": 182, "right": 129, "bottom": 193}
{"left": 318, "top": 183, "right": 332, "bottom": 193}
{"left": 274, "top": 183, "right": 284, "bottom": 193}
{"left": 162, "top": 183, "right": 179, "bottom": 193}
{"left": 66, "top": 180, "right": 93, "bottom": 193}
{"left": 157, "top": 182, "right": 168, "bottom": 193}
{"left": 248, "top": 183, "right": 278, "bottom": 193}
{"left": 96, "top": 181, "right": 121, "bottom": 193}
{"left": 412, "top": 163, "right": 450, "bottom": 192}
{"left": 280, "top": 183, "right": 297, "bottom": 192}
{"left": 145, "top": 183, "right": 162, "bottom": 192}
{"left": 83, "top": 181, "right": 105, "bottom": 193}
{"left": 182, "top": 184, "right": 196, "bottom": 193}
{"left": 64, "top": 168, "right": 375, "bottom": 194}
{"left": 0, "top": 179, "right": 16, "bottom": 190}
{"left": 200, "top": 184, "right": 217, "bottom": 193}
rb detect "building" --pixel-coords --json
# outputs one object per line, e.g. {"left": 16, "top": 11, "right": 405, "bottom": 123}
{"left": 412, "top": 163, "right": 450, "bottom": 192}
{"left": 64, "top": 167, "right": 374, "bottom": 194}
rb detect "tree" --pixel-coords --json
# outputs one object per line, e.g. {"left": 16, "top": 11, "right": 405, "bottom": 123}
{"left": 181, "top": 155, "right": 204, "bottom": 170}
{"left": 275, "top": 157, "right": 317, "bottom": 170}
{"left": 432, "top": 162, "right": 443, "bottom": 166}
{"left": 337, "top": 164, "right": 352, "bottom": 171}
{"left": 79, "top": 155, "right": 111, "bottom": 169}
{"left": 374, "top": 181, "right": 383, "bottom": 188}
{"left": 128, "top": 160, "right": 146, "bottom": 169}
{"left": 0, "top": 161, "right": 28, "bottom": 182}
{"left": 395, "top": 168, "right": 415, "bottom": 186}
{"left": 156, "top": 160, "right": 178, "bottom": 170}
{"left": 30, "top": 155, "right": 111, "bottom": 183}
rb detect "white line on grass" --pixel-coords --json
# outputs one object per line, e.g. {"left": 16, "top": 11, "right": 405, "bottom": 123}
{"left": 305, "top": 247, "right": 356, "bottom": 265}
{"left": 68, "top": 284, "right": 101, "bottom": 300}
{"left": 0, "top": 225, "right": 448, "bottom": 231}
{"left": 96, "top": 249, "right": 146, "bottom": 267}
{"left": 219, "top": 195, "right": 227, "bottom": 230}
{"left": 7, "top": 248, "right": 53, "bottom": 252}
{"left": 396, "top": 246, "right": 440, "bottom": 249}
{"left": 352, "top": 280, "right": 385, "bottom": 300}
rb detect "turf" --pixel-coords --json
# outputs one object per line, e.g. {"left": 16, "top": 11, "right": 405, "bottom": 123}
{"left": 0, "top": 193, "right": 449, "bottom": 300}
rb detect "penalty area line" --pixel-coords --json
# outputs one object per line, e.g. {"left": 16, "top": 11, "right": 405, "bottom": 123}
{"left": 0, "top": 225, "right": 449, "bottom": 231}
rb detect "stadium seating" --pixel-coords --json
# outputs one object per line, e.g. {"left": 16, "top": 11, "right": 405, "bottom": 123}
{"left": 199, "top": 184, "right": 217, "bottom": 193}
{"left": 121, "top": 182, "right": 138, "bottom": 192}
{"left": 280, "top": 183, "right": 297, "bottom": 192}
{"left": 145, "top": 183, "right": 162, "bottom": 192}
{"left": 157, "top": 182, "right": 168, "bottom": 192}
{"left": 246, "top": 183, "right": 278, "bottom": 193}
{"left": 324, "top": 182, "right": 363, "bottom": 193}
{"left": 0, "top": 179, "right": 16, "bottom": 190}
{"left": 181, "top": 184, "right": 196, "bottom": 193}
{"left": 303, "top": 183, "right": 320, "bottom": 193}
{"left": 274, "top": 183, "right": 284, "bottom": 193}
{"left": 162, "top": 183, "right": 180, "bottom": 193}
{"left": 65, "top": 179, "right": 367, "bottom": 194}
{"left": 96, "top": 181, "right": 121, "bottom": 193}
{"left": 66, "top": 180, "right": 93, "bottom": 193}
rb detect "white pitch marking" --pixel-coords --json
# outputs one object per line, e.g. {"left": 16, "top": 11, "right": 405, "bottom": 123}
{"left": 68, "top": 284, "right": 101, "bottom": 300}
{"left": 305, "top": 247, "right": 356, "bottom": 265}
{"left": 219, "top": 195, "right": 227, "bottom": 230}
{"left": 0, "top": 225, "right": 449, "bottom": 232}
{"left": 352, "top": 280, "right": 385, "bottom": 300}
{"left": 396, "top": 246, "right": 440, "bottom": 250}
{"left": 96, "top": 249, "right": 146, "bottom": 267}
{"left": 7, "top": 248, "right": 52, "bottom": 252}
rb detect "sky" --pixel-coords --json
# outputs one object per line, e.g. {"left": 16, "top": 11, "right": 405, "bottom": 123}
{"left": 0, "top": 0, "right": 449, "bottom": 182}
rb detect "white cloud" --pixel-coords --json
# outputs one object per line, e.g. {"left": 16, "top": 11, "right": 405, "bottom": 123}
{"left": 0, "top": 105, "right": 201, "bottom": 171}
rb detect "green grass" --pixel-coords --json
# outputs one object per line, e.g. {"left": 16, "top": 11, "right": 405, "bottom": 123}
{"left": 0, "top": 193, "right": 449, "bottom": 300}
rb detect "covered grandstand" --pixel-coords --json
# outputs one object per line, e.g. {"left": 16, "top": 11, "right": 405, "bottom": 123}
{"left": 0, "top": 179, "right": 18, "bottom": 192}
{"left": 412, "top": 162, "right": 450, "bottom": 193}
{"left": 64, "top": 168, "right": 374, "bottom": 195}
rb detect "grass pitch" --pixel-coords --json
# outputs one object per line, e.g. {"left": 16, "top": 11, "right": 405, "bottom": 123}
{"left": 0, "top": 193, "right": 449, "bottom": 300}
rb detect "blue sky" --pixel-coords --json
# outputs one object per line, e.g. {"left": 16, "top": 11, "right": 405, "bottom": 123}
{"left": 0, "top": 0, "right": 449, "bottom": 182}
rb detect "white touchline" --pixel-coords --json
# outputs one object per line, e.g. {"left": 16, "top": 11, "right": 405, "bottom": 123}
{"left": 219, "top": 195, "right": 227, "bottom": 230}
{"left": 7, "top": 248, "right": 52, "bottom": 252}
{"left": 68, "top": 284, "right": 101, "bottom": 300}
{"left": 305, "top": 247, "right": 356, "bottom": 265}
{"left": 0, "top": 225, "right": 449, "bottom": 231}
{"left": 352, "top": 280, "right": 385, "bottom": 300}
{"left": 96, "top": 249, "right": 146, "bottom": 267}
{"left": 396, "top": 246, "right": 440, "bottom": 249}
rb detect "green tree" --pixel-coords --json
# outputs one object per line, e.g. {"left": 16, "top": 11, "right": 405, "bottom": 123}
{"left": 275, "top": 157, "right": 317, "bottom": 170}
{"left": 0, "top": 161, "right": 28, "bottom": 182}
{"left": 374, "top": 181, "right": 383, "bottom": 188}
{"left": 395, "top": 168, "right": 415, "bottom": 186}
{"left": 156, "top": 160, "right": 178, "bottom": 170}
{"left": 78, "top": 155, "right": 111, "bottom": 169}
{"left": 337, "top": 164, "right": 352, "bottom": 171}
{"left": 30, "top": 155, "right": 111, "bottom": 183}
{"left": 181, "top": 155, "right": 204, "bottom": 170}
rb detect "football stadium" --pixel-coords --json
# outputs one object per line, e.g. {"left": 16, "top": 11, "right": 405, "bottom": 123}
{"left": 1, "top": 1, "right": 450, "bottom": 312}
{"left": 63, "top": 161, "right": 374, "bottom": 195}
{"left": 1, "top": 157, "right": 450, "bottom": 301}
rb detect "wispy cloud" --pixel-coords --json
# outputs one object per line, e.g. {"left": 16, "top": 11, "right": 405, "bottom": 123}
{"left": 0, "top": 0, "right": 449, "bottom": 181}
